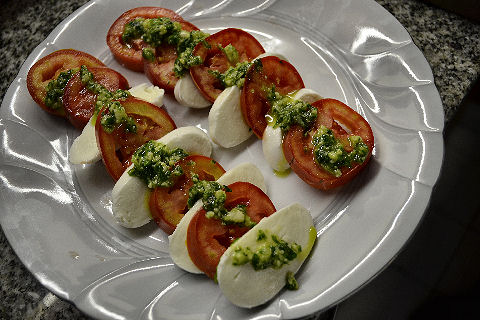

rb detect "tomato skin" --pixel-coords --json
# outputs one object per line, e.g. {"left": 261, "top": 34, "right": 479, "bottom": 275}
{"left": 95, "top": 97, "right": 176, "bottom": 181}
{"left": 26, "top": 49, "right": 105, "bottom": 117}
{"left": 186, "top": 181, "right": 276, "bottom": 279}
{"left": 283, "top": 99, "right": 374, "bottom": 190}
{"left": 190, "top": 28, "right": 265, "bottom": 103}
{"left": 63, "top": 67, "right": 129, "bottom": 129}
{"left": 149, "top": 155, "right": 226, "bottom": 235}
{"left": 240, "top": 56, "right": 305, "bottom": 138}
{"left": 143, "top": 20, "right": 199, "bottom": 93}
{"left": 106, "top": 7, "right": 185, "bottom": 72}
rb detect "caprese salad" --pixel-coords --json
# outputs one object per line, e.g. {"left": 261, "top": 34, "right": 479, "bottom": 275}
{"left": 106, "top": 6, "right": 374, "bottom": 190}
{"left": 23, "top": 4, "right": 375, "bottom": 309}
{"left": 25, "top": 46, "right": 316, "bottom": 307}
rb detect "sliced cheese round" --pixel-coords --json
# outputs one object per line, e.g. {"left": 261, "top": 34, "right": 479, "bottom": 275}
{"left": 216, "top": 162, "right": 266, "bottom": 193}
{"left": 168, "top": 200, "right": 204, "bottom": 274}
{"left": 217, "top": 203, "right": 316, "bottom": 308}
{"left": 169, "top": 162, "right": 266, "bottom": 273}
{"left": 174, "top": 74, "right": 211, "bottom": 108}
{"left": 262, "top": 125, "right": 289, "bottom": 173}
{"left": 111, "top": 126, "right": 212, "bottom": 228}
{"left": 129, "top": 83, "right": 165, "bottom": 107}
{"left": 157, "top": 126, "right": 212, "bottom": 158}
{"left": 112, "top": 163, "right": 151, "bottom": 228}
{"left": 208, "top": 86, "right": 252, "bottom": 148}
{"left": 292, "top": 88, "right": 323, "bottom": 104}
{"left": 69, "top": 119, "right": 101, "bottom": 164}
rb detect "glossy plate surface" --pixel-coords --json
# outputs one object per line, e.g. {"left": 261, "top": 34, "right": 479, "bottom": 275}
{"left": 0, "top": 0, "right": 444, "bottom": 319}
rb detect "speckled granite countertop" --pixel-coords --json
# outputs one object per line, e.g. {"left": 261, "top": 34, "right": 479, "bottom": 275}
{"left": 0, "top": 0, "right": 479, "bottom": 319}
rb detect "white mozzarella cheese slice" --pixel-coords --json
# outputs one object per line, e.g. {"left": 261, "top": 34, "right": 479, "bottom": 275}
{"left": 129, "top": 83, "right": 165, "bottom": 107}
{"left": 168, "top": 200, "right": 204, "bottom": 274}
{"left": 69, "top": 118, "right": 101, "bottom": 164}
{"left": 217, "top": 203, "right": 316, "bottom": 308}
{"left": 169, "top": 162, "right": 266, "bottom": 273}
{"left": 112, "top": 163, "right": 151, "bottom": 228}
{"left": 158, "top": 126, "right": 213, "bottom": 158}
{"left": 174, "top": 74, "right": 211, "bottom": 108}
{"left": 208, "top": 86, "right": 252, "bottom": 148}
{"left": 216, "top": 162, "right": 266, "bottom": 193}
{"left": 292, "top": 88, "right": 323, "bottom": 104}
{"left": 111, "top": 126, "right": 212, "bottom": 228}
{"left": 262, "top": 125, "right": 289, "bottom": 173}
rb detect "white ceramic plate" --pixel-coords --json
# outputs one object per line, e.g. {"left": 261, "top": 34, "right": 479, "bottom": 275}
{"left": 0, "top": 0, "right": 444, "bottom": 319}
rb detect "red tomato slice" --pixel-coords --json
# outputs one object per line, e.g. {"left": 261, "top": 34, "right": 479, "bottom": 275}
{"left": 190, "top": 28, "right": 265, "bottom": 103}
{"left": 95, "top": 97, "right": 176, "bottom": 181}
{"left": 149, "top": 155, "right": 226, "bottom": 235}
{"left": 106, "top": 7, "right": 185, "bottom": 72}
{"left": 143, "top": 21, "right": 200, "bottom": 93}
{"left": 63, "top": 67, "right": 129, "bottom": 129}
{"left": 283, "top": 98, "right": 374, "bottom": 190}
{"left": 26, "top": 49, "right": 105, "bottom": 117}
{"left": 186, "top": 181, "right": 276, "bottom": 279}
{"left": 240, "top": 56, "right": 305, "bottom": 138}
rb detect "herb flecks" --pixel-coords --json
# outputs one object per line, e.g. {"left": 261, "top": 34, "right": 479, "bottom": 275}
{"left": 312, "top": 125, "right": 369, "bottom": 177}
{"left": 209, "top": 61, "right": 251, "bottom": 88}
{"left": 266, "top": 87, "right": 317, "bottom": 133}
{"left": 78, "top": 65, "right": 133, "bottom": 133}
{"left": 122, "top": 17, "right": 209, "bottom": 78}
{"left": 128, "top": 140, "right": 188, "bottom": 188}
{"left": 188, "top": 176, "right": 255, "bottom": 227}
{"left": 231, "top": 229, "right": 302, "bottom": 270}
{"left": 44, "top": 69, "right": 77, "bottom": 110}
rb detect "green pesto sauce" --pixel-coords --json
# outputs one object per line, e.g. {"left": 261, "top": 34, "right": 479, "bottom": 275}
{"left": 123, "top": 17, "right": 179, "bottom": 46}
{"left": 312, "top": 125, "right": 369, "bottom": 177}
{"left": 209, "top": 61, "right": 251, "bottom": 88}
{"left": 98, "top": 101, "right": 136, "bottom": 133}
{"left": 128, "top": 140, "right": 188, "bottom": 188}
{"left": 231, "top": 229, "right": 302, "bottom": 271}
{"left": 122, "top": 17, "right": 209, "bottom": 77}
{"left": 266, "top": 87, "right": 318, "bottom": 133}
{"left": 142, "top": 48, "right": 156, "bottom": 62}
{"left": 187, "top": 176, "right": 255, "bottom": 227}
{"left": 44, "top": 68, "right": 78, "bottom": 110}
{"left": 285, "top": 271, "right": 299, "bottom": 290}
{"left": 78, "top": 66, "right": 134, "bottom": 133}
{"left": 174, "top": 30, "right": 210, "bottom": 77}
{"left": 121, "top": 18, "right": 146, "bottom": 44}
{"left": 208, "top": 52, "right": 263, "bottom": 89}
{"left": 221, "top": 43, "right": 239, "bottom": 65}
